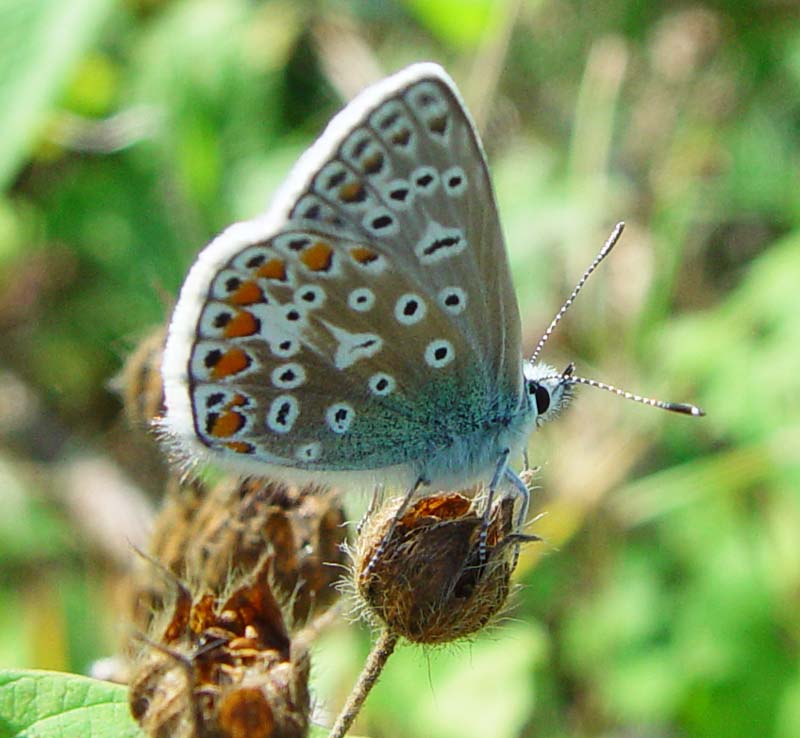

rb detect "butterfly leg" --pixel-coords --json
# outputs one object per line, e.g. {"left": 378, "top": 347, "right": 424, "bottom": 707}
{"left": 503, "top": 467, "right": 537, "bottom": 569}
{"left": 478, "top": 449, "right": 511, "bottom": 563}
{"left": 362, "top": 476, "right": 426, "bottom": 576}
{"left": 357, "top": 484, "right": 383, "bottom": 535}
{"left": 504, "top": 468, "right": 532, "bottom": 531}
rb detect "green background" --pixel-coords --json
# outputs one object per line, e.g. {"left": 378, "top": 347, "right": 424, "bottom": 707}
{"left": 1, "top": 0, "right": 798, "bottom": 736}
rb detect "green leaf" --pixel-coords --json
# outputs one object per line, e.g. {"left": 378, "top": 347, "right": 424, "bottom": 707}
{"left": 401, "top": 0, "right": 500, "bottom": 48}
{"left": 0, "top": 669, "right": 144, "bottom": 738}
{"left": 0, "top": 0, "right": 116, "bottom": 191}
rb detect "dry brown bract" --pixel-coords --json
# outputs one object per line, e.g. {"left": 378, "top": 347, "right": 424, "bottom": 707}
{"left": 129, "top": 555, "right": 309, "bottom": 738}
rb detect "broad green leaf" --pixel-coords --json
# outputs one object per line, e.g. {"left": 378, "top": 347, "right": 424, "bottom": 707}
{"left": 0, "top": 669, "right": 144, "bottom": 738}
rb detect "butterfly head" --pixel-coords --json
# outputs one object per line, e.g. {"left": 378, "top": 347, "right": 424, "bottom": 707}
{"left": 523, "top": 361, "right": 575, "bottom": 427}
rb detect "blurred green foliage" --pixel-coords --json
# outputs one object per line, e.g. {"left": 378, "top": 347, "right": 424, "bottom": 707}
{"left": 0, "top": 0, "right": 798, "bottom": 736}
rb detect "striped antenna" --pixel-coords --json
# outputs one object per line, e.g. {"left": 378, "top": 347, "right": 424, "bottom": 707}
{"left": 543, "top": 362, "right": 705, "bottom": 417}
{"left": 530, "top": 222, "right": 625, "bottom": 366}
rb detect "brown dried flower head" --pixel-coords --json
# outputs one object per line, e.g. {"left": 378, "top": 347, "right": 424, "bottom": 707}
{"left": 353, "top": 491, "right": 536, "bottom": 644}
{"left": 129, "top": 555, "right": 309, "bottom": 738}
{"left": 129, "top": 476, "right": 347, "bottom": 636}
{"left": 106, "top": 325, "right": 171, "bottom": 493}
{"left": 116, "top": 326, "right": 167, "bottom": 427}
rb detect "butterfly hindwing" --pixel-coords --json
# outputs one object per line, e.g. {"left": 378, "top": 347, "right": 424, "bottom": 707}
{"left": 188, "top": 227, "right": 482, "bottom": 469}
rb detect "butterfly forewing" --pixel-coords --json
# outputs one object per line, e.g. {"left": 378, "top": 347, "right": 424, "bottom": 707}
{"left": 286, "top": 72, "right": 522, "bottom": 392}
{"left": 170, "top": 64, "right": 525, "bottom": 475}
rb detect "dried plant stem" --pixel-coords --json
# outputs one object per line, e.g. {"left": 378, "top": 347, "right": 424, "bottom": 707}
{"left": 328, "top": 628, "right": 399, "bottom": 738}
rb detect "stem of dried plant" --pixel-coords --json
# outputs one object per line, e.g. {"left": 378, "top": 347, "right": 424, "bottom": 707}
{"left": 327, "top": 628, "right": 399, "bottom": 738}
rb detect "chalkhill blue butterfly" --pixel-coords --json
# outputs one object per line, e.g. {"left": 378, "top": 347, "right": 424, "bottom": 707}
{"left": 161, "top": 62, "right": 703, "bottom": 534}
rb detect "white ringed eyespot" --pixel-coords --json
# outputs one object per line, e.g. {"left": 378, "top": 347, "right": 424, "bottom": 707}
{"left": 348, "top": 287, "right": 376, "bottom": 312}
{"left": 394, "top": 293, "right": 427, "bottom": 325}
{"left": 325, "top": 402, "right": 355, "bottom": 434}
{"left": 438, "top": 286, "right": 467, "bottom": 315}
{"left": 368, "top": 372, "right": 396, "bottom": 396}
{"left": 425, "top": 339, "right": 455, "bottom": 368}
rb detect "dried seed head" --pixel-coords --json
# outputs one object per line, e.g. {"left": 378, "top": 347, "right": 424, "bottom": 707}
{"left": 128, "top": 555, "right": 310, "bottom": 738}
{"left": 107, "top": 325, "right": 170, "bottom": 493}
{"left": 126, "top": 475, "right": 343, "bottom": 737}
{"left": 216, "top": 685, "right": 274, "bottom": 738}
{"left": 353, "top": 492, "right": 535, "bottom": 644}
{"left": 130, "top": 476, "right": 347, "bottom": 634}
{"left": 115, "top": 326, "right": 167, "bottom": 427}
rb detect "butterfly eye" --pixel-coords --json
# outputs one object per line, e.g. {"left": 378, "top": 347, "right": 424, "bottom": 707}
{"left": 528, "top": 381, "right": 551, "bottom": 415}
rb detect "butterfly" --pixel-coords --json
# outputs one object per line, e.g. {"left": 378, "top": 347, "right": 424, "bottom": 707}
{"left": 161, "top": 62, "right": 702, "bottom": 530}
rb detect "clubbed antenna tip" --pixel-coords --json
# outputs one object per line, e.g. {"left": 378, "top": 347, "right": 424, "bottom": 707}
{"left": 553, "top": 372, "right": 706, "bottom": 418}
{"left": 662, "top": 402, "right": 706, "bottom": 417}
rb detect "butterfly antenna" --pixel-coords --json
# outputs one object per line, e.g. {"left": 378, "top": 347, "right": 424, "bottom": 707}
{"left": 529, "top": 222, "right": 625, "bottom": 366}
{"left": 546, "top": 362, "right": 705, "bottom": 416}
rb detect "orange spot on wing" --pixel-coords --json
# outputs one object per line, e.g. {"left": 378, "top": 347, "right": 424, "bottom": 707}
{"left": 229, "top": 281, "right": 264, "bottom": 305}
{"left": 300, "top": 241, "right": 334, "bottom": 272}
{"left": 429, "top": 114, "right": 448, "bottom": 135}
{"left": 339, "top": 180, "right": 366, "bottom": 203}
{"left": 225, "top": 440, "right": 255, "bottom": 454}
{"left": 362, "top": 152, "right": 384, "bottom": 174}
{"left": 209, "top": 409, "right": 245, "bottom": 437}
{"left": 210, "top": 347, "right": 251, "bottom": 379}
{"left": 350, "top": 246, "right": 379, "bottom": 265}
{"left": 391, "top": 128, "right": 411, "bottom": 146}
{"left": 223, "top": 311, "right": 259, "bottom": 338}
{"left": 257, "top": 258, "right": 287, "bottom": 281}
